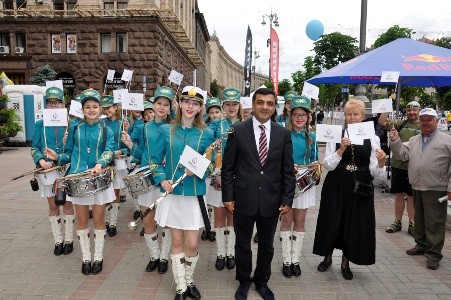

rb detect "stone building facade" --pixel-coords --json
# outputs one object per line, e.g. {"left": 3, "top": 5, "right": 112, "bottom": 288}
{"left": 0, "top": 0, "right": 266, "bottom": 98}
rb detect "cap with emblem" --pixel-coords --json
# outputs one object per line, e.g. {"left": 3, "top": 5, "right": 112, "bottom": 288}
{"left": 74, "top": 95, "right": 81, "bottom": 102}
{"left": 45, "top": 87, "right": 64, "bottom": 102}
{"left": 284, "top": 91, "right": 297, "bottom": 102}
{"left": 419, "top": 107, "right": 438, "bottom": 118}
{"left": 154, "top": 86, "right": 175, "bottom": 102}
{"left": 148, "top": 97, "right": 155, "bottom": 103}
{"left": 80, "top": 89, "right": 101, "bottom": 105}
{"left": 101, "top": 95, "right": 115, "bottom": 108}
{"left": 406, "top": 101, "right": 420, "bottom": 108}
{"left": 206, "top": 97, "right": 221, "bottom": 111}
{"left": 290, "top": 96, "right": 311, "bottom": 112}
{"left": 180, "top": 86, "right": 205, "bottom": 103}
{"left": 144, "top": 101, "right": 154, "bottom": 110}
{"left": 221, "top": 88, "right": 241, "bottom": 103}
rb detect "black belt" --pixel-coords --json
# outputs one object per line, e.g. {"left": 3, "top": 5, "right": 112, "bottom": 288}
{"left": 337, "top": 164, "right": 369, "bottom": 172}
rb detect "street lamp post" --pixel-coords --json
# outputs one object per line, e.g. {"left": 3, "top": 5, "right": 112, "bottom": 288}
{"left": 253, "top": 50, "right": 260, "bottom": 90}
{"left": 261, "top": 9, "right": 279, "bottom": 83}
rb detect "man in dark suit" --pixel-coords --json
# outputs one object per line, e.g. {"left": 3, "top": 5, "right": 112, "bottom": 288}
{"left": 222, "top": 88, "right": 295, "bottom": 300}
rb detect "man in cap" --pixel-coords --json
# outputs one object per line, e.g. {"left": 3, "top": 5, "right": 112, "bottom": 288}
{"left": 385, "top": 101, "right": 421, "bottom": 236}
{"left": 389, "top": 108, "right": 451, "bottom": 270}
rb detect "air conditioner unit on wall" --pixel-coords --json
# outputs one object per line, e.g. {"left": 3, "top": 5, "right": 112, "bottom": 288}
{"left": 16, "top": 47, "right": 24, "bottom": 53}
{"left": 0, "top": 46, "right": 10, "bottom": 53}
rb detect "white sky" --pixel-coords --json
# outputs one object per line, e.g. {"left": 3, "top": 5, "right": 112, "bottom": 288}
{"left": 197, "top": 0, "right": 451, "bottom": 82}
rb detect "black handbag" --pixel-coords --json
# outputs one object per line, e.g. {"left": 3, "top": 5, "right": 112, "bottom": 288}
{"left": 350, "top": 144, "right": 373, "bottom": 197}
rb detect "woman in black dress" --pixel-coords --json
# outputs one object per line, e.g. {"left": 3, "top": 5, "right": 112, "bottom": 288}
{"left": 313, "top": 98, "right": 386, "bottom": 280}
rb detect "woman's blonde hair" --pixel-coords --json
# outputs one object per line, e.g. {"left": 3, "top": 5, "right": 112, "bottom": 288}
{"left": 173, "top": 105, "right": 206, "bottom": 129}
{"left": 344, "top": 98, "right": 365, "bottom": 116}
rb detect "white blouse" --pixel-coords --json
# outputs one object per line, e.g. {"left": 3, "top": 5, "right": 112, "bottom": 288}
{"left": 323, "top": 135, "right": 385, "bottom": 177}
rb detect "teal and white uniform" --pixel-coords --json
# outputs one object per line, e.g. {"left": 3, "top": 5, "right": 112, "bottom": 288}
{"left": 57, "top": 120, "right": 115, "bottom": 205}
{"left": 152, "top": 124, "right": 214, "bottom": 230}
{"left": 31, "top": 119, "right": 66, "bottom": 198}
{"left": 292, "top": 129, "right": 318, "bottom": 209}
{"left": 206, "top": 117, "right": 239, "bottom": 207}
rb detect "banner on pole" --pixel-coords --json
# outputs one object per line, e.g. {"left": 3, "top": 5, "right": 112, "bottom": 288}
{"left": 270, "top": 28, "right": 279, "bottom": 96}
{"left": 243, "top": 26, "right": 252, "bottom": 96}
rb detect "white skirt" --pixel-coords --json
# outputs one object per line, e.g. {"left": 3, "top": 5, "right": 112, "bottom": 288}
{"left": 112, "top": 167, "right": 127, "bottom": 189}
{"left": 292, "top": 186, "right": 316, "bottom": 209}
{"left": 36, "top": 170, "right": 62, "bottom": 198}
{"left": 205, "top": 177, "right": 223, "bottom": 207}
{"left": 155, "top": 194, "right": 206, "bottom": 230}
{"left": 137, "top": 188, "right": 161, "bottom": 208}
{"left": 38, "top": 183, "right": 55, "bottom": 198}
{"left": 67, "top": 185, "right": 115, "bottom": 206}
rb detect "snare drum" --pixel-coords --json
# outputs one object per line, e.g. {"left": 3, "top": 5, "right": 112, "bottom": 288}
{"left": 36, "top": 167, "right": 63, "bottom": 186}
{"left": 123, "top": 166, "right": 156, "bottom": 197}
{"left": 294, "top": 168, "right": 316, "bottom": 197}
{"left": 58, "top": 168, "right": 113, "bottom": 197}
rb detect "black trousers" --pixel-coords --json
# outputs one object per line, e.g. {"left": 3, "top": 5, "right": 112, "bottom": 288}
{"left": 234, "top": 210, "right": 279, "bottom": 285}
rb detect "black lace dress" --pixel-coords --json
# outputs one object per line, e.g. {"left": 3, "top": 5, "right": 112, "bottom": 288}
{"left": 313, "top": 139, "right": 376, "bottom": 265}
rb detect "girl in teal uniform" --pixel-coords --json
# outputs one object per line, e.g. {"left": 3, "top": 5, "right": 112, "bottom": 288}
{"left": 276, "top": 91, "right": 297, "bottom": 127}
{"left": 207, "top": 87, "right": 242, "bottom": 272}
{"left": 45, "top": 88, "right": 115, "bottom": 275}
{"left": 101, "top": 95, "right": 129, "bottom": 237}
{"left": 152, "top": 86, "right": 214, "bottom": 300}
{"left": 122, "top": 87, "right": 174, "bottom": 274}
{"left": 31, "top": 87, "right": 75, "bottom": 256}
{"left": 279, "top": 96, "right": 319, "bottom": 278}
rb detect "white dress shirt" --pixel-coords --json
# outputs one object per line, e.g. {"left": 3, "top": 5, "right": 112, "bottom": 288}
{"left": 253, "top": 117, "right": 271, "bottom": 151}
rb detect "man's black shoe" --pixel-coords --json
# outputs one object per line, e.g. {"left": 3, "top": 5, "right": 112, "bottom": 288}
{"left": 235, "top": 282, "right": 251, "bottom": 300}
{"left": 255, "top": 284, "right": 275, "bottom": 300}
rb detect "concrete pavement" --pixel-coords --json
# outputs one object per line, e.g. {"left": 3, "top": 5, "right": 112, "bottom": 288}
{"left": 0, "top": 146, "right": 450, "bottom": 299}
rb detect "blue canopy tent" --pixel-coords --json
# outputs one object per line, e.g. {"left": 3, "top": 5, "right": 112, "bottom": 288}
{"left": 307, "top": 38, "right": 451, "bottom": 114}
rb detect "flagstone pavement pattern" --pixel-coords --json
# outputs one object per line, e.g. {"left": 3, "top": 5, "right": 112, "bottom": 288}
{"left": 0, "top": 146, "right": 450, "bottom": 299}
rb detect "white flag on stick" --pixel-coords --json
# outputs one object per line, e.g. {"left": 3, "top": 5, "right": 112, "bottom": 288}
{"left": 113, "top": 89, "right": 128, "bottom": 104}
{"left": 121, "top": 69, "right": 134, "bottom": 82}
{"left": 301, "top": 82, "right": 319, "bottom": 100}
{"left": 169, "top": 69, "right": 184, "bottom": 85}
{"left": 69, "top": 100, "right": 84, "bottom": 119}
{"left": 179, "top": 145, "right": 211, "bottom": 179}
{"left": 43, "top": 108, "right": 68, "bottom": 127}
{"left": 122, "top": 93, "right": 144, "bottom": 111}
{"left": 107, "top": 69, "right": 115, "bottom": 81}
{"left": 45, "top": 80, "right": 64, "bottom": 91}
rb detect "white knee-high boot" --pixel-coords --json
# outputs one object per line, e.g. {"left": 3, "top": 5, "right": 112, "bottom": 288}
{"left": 144, "top": 232, "right": 160, "bottom": 260}
{"left": 185, "top": 254, "right": 199, "bottom": 287}
{"left": 216, "top": 227, "right": 226, "bottom": 258}
{"left": 77, "top": 229, "right": 91, "bottom": 262}
{"left": 226, "top": 226, "right": 235, "bottom": 258}
{"left": 109, "top": 203, "right": 120, "bottom": 227}
{"left": 49, "top": 216, "right": 63, "bottom": 245}
{"left": 105, "top": 204, "right": 111, "bottom": 225}
{"left": 160, "top": 228, "right": 172, "bottom": 261}
{"left": 64, "top": 215, "right": 75, "bottom": 243}
{"left": 133, "top": 196, "right": 140, "bottom": 211}
{"left": 291, "top": 231, "right": 305, "bottom": 265}
{"left": 280, "top": 230, "right": 292, "bottom": 266}
{"left": 93, "top": 229, "right": 106, "bottom": 262}
{"left": 171, "top": 252, "right": 187, "bottom": 294}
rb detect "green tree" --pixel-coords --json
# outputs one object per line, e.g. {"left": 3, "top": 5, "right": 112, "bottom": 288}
{"left": 278, "top": 79, "right": 292, "bottom": 96}
{"left": 210, "top": 79, "right": 220, "bottom": 97}
{"left": 373, "top": 25, "right": 414, "bottom": 48}
{"left": 313, "top": 32, "right": 358, "bottom": 70}
{"left": 434, "top": 37, "right": 451, "bottom": 49}
{"left": 292, "top": 56, "right": 321, "bottom": 94}
{"left": 30, "top": 64, "right": 57, "bottom": 86}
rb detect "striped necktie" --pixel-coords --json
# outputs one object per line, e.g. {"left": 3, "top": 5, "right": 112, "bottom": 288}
{"left": 258, "top": 124, "right": 268, "bottom": 166}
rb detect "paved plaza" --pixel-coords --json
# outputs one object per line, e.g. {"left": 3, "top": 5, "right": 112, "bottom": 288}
{"left": 0, "top": 146, "right": 450, "bottom": 299}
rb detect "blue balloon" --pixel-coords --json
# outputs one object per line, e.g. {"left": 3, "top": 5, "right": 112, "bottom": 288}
{"left": 306, "top": 19, "right": 324, "bottom": 41}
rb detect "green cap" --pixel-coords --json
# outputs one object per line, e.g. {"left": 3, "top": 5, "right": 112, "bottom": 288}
{"left": 148, "top": 97, "right": 155, "bottom": 103}
{"left": 101, "top": 95, "right": 115, "bottom": 107}
{"left": 284, "top": 91, "right": 297, "bottom": 102}
{"left": 206, "top": 97, "right": 221, "bottom": 111}
{"left": 154, "top": 86, "right": 175, "bottom": 102}
{"left": 74, "top": 95, "right": 81, "bottom": 102}
{"left": 45, "top": 87, "right": 64, "bottom": 101}
{"left": 221, "top": 88, "right": 241, "bottom": 103}
{"left": 80, "top": 89, "right": 101, "bottom": 105}
{"left": 144, "top": 101, "right": 154, "bottom": 110}
{"left": 290, "top": 96, "right": 311, "bottom": 112}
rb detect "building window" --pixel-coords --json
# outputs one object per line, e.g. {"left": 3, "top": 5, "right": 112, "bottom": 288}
{"left": 17, "top": 0, "right": 26, "bottom": 9}
{"left": 101, "top": 33, "right": 112, "bottom": 53}
{"left": 51, "top": 34, "right": 62, "bottom": 53}
{"left": 4, "top": 0, "right": 13, "bottom": 10}
{"left": 116, "top": 33, "right": 127, "bottom": 53}
{"left": 67, "top": 0, "right": 77, "bottom": 15}
{"left": 16, "top": 33, "right": 26, "bottom": 52}
{"left": 1, "top": 33, "right": 10, "bottom": 47}
{"left": 54, "top": 0, "right": 64, "bottom": 10}
{"left": 104, "top": 1, "right": 114, "bottom": 15}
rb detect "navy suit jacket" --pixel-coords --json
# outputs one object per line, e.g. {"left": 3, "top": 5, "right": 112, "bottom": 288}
{"left": 222, "top": 118, "right": 295, "bottom": 218}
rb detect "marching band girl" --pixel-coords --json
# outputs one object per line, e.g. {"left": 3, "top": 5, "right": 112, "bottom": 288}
{"left": 279, "top": 96, "right": 318, "bottom": 278}
{"left": 101, "top": 95, "right": 129, "bottom": 237}
{"left": 31, "top": 87, "right": 75, "bottom": 256}
{"left": 207, "top": 88, "right": 242, "bottom": 271}
{"left": 122, "top": 87, "right": 174, "bottom": 274}
{"left": 45, "top": 88, "right": 115, "bottom": 275}
{"left": 276, "top": 91, "right": 297, "bottom": 127}
{"left": 152, "top": 86, "right": 214, "bottom": 300}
